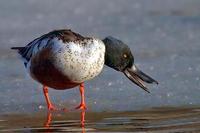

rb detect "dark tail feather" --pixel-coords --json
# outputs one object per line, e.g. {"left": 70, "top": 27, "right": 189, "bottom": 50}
{"left": 11, "top": 47, "right": 24, "bottom": 50}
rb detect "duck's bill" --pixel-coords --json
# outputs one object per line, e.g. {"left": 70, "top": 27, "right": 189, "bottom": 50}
{"left": 123, "top": 65, "right": 158, "bottom": 93}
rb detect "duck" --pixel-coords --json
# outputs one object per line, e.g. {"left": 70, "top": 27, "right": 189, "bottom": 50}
{"left": 11, "top": 29, "right": 158, "bottom": 111}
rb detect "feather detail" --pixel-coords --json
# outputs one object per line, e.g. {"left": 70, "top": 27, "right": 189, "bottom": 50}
{"left": 11, "top": 29, "right": 87, "bottom": 67}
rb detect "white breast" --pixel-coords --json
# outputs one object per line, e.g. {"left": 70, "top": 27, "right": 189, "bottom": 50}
{"left": 51, "top": 38, "right": 105, "bottom": 83}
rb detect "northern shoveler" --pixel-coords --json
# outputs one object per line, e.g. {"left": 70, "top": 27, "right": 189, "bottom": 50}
{"left": 11, "top": 29, "right": 158, "bottom": 111}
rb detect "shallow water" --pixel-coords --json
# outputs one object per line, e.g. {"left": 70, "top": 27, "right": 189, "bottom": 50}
{"left": 0, "top": 107, "right": 200, "bottom": 132}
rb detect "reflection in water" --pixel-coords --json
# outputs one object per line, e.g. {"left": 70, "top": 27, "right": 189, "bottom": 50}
{"left": 44, "top": 110, "right": 86, "bottom": 132}
{"left": 80, "top": 110, "right": 85, "bottom": 128}
{"left": 1, "top": 107, "right": 200, "bottom": 132}
{"left": 44, "top": 112, "right": 52, "bottom": 128}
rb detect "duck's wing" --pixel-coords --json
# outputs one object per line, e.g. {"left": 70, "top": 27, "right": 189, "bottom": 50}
{"left": 11, "top": 29, "right": 85, "bottom": 67}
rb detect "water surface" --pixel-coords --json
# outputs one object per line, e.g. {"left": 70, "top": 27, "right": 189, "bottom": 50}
{"left": 0, "top": 107, "right": 200, "bottom": 132}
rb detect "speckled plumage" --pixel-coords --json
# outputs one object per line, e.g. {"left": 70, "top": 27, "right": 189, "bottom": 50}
{"left": 13, "top": 29, "right": 105, "bottom": 89}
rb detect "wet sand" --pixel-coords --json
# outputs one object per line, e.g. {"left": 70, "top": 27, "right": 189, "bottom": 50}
{"left": 0, "top": 106, "right": 200, "bottom": 132}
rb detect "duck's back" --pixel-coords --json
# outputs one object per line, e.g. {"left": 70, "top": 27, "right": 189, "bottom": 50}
{"left": 15, "top": 29, "right": 105, "bottom": 89}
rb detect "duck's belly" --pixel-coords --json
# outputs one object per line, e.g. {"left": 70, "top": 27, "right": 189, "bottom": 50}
{"left": 29, "top": 38, "right": 105, "bottom": 89}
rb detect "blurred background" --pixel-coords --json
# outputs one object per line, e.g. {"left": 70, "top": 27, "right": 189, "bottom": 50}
{"left": 0, "top": 0, "right": 200, "bottom": 114}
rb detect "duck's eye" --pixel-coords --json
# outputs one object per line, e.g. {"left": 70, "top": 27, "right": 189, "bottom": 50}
{"left": 123, "top": 54, "right": 127, "bottom": 58}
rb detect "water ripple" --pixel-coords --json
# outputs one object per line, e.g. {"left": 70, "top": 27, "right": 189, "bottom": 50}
{"left": 0, "top": 107, "right": 200, "bottom": 132}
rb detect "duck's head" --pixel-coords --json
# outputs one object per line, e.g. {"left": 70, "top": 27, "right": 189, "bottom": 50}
{"left": 102, "top": 36, "right": 158, "bottom": 93}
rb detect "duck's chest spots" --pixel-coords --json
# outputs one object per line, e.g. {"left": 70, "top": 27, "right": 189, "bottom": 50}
{"left": 52, "top": 38, "right": 105, "bottom": 83}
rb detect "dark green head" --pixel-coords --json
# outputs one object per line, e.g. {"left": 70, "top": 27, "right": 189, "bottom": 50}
{"left": 102, "top": 36, "right": 158, "bottom": 93}
{"left": 102, "top": 36, "right": 134, "bottom": 71}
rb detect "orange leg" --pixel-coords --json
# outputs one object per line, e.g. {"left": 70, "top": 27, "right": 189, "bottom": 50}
{"left": 43, "top": 86, "right": 57, "bottom": 111}
{"left": 75, "top": 83, "right": 87, "bottom": 110}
